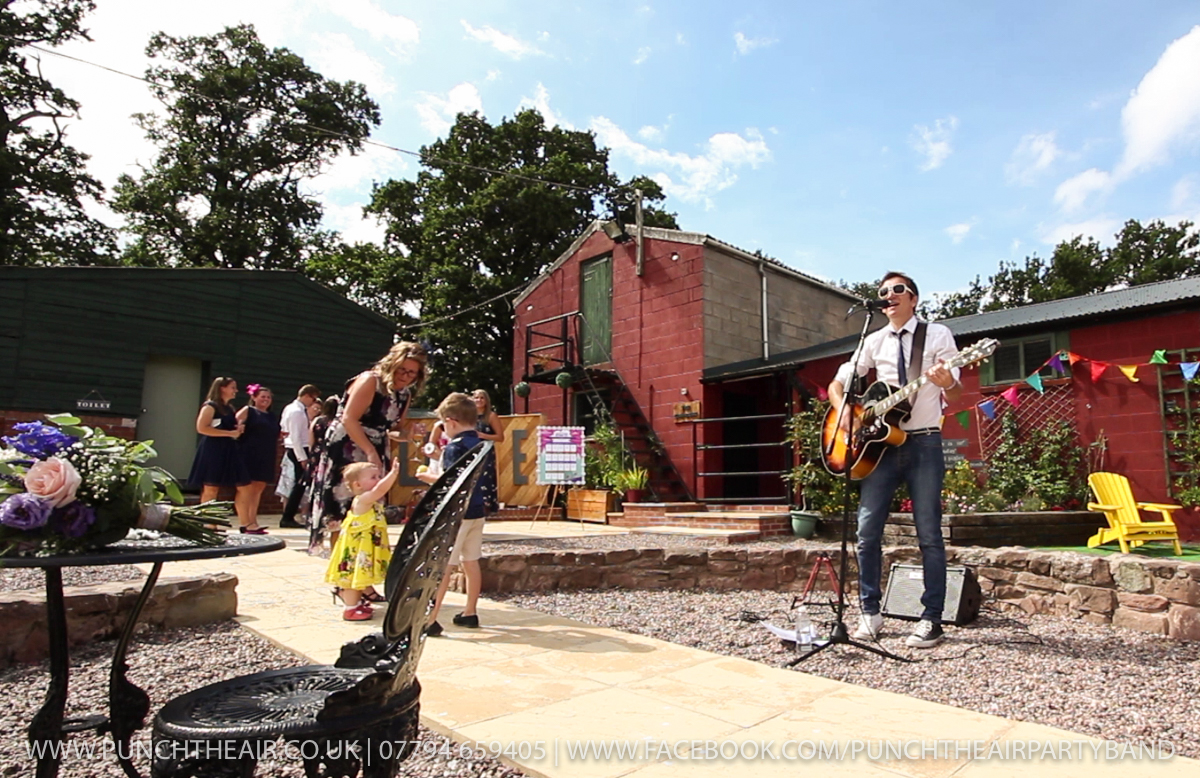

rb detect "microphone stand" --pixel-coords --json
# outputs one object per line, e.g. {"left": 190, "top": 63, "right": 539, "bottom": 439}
{"left": 789, "top": 302, "right": 911, "bottom": 665}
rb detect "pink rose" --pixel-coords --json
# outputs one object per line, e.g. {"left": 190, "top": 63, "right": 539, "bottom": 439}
{"left": 24, "top": 457, "right": 82, "bottom": 508}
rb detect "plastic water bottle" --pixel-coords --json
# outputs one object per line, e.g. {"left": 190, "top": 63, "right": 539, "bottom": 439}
{"left": 795, "top": 605, "right": 813, "bottom": 653}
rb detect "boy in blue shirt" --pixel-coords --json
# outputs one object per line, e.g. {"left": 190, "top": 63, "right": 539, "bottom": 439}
{"left": 419, "top": 392, "right": 487, "bottom": 636}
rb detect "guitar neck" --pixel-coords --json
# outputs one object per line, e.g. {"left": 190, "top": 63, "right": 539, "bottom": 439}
{"left": 875, "top": 375, "right": 928, "bottom": 414}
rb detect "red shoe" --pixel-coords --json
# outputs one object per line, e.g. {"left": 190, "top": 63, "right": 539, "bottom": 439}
{"left": 342, "top": 604, "right": 374, "bottom": 621}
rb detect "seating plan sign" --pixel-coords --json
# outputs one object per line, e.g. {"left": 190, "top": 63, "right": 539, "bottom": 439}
{"left": 536, "top": 426, "right": 586, "bottom": 485}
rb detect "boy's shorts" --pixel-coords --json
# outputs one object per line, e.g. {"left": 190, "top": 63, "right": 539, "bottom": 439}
{"left": 448, "top": 518, "right": 484, "bottom": 565}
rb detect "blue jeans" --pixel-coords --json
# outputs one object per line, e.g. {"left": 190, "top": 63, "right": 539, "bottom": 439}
{"left": 856, "top": 433, "right": 946, "bottom": 622}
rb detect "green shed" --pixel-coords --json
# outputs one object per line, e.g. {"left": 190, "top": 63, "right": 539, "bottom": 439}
{"left": 0, "top": 267, "right": 396, "bottom": 480}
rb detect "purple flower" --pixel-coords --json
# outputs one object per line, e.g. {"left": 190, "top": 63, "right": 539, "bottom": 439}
{"left": 0, "top": 493, "right": 53, "bottom": 530}
{"left": 50, "top": 501, "right": 97, "bottom": 539}
{"left": 2, "top": 422, "right": 78, "bottom": 459}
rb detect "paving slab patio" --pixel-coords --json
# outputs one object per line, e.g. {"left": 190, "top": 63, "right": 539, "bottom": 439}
{"left": 139, "top": 519, "right": 1195, "bottom": 777}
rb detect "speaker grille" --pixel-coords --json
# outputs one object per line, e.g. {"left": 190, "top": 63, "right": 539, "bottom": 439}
{"left": 880, "top": 564, "right": 981, "bottom": 626}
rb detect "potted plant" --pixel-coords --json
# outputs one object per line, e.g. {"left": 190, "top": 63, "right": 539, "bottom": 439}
{"left": 612, "top": 465, "right": 649, "bottom": 504}
{"left": 566, "top": 421, "right": 625, "bottom": 521}
{"left": 782, "top": 401, "right": 853, "bottom": 538}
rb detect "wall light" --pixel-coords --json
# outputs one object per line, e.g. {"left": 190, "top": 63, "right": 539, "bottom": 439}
{"left": 601, "top": 218, "right": 632, "bottom": 243}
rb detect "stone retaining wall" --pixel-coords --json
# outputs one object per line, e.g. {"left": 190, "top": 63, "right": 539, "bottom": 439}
{"left": 467, "top": 545, "right": 1200, "bottom": 641}
{"left": 0, "top": 574, "right": 238, "bottom": 667}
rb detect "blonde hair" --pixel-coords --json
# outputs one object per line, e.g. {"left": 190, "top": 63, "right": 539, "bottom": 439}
{"left": 342, "top": 461, "right": 378, "bottom": 489}
{"left": 374, "top": 341, "right": 429, "bottom": 395}
{"left": 437, "top": 392, "right": 478, "bottom": 425}
{"left": 471, "top": 389, "right": 493, "bottom": 416}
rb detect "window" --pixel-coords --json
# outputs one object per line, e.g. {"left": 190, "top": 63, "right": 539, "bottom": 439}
{"left": 980, "top": 332, "right": 1070, "bottom": 386}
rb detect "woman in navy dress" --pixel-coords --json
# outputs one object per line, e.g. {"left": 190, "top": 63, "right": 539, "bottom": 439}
{"left": 236, "top": 384, "right": 280, "bottom": 534}
{"left": 188, "top": 377, "right": 259, "bottom": 532}
{"left": 472, "top": 389, "right": 504, "bottom": 514}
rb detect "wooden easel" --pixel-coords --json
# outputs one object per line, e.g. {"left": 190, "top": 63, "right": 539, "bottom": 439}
{"left": 529, "top": 483, "right": 560, "bottom": 528}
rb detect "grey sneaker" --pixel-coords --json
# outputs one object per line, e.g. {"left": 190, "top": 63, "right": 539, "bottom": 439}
{"left": 852, "top": 612, "right": 883, "bottom": 640}
{"left": 905, "top": 619, "right": 944, "bottom": 648}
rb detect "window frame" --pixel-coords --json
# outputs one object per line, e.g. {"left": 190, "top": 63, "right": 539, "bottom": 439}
{"left": 979, "top": 331, "right": 1071, "bottom": 386}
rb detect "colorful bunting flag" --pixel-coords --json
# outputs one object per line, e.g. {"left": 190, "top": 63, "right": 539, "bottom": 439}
{"left": 1000, "top": 385, "right": 1021, "bottom": 406}
{"left": 1182, "top": 362, "right": 1200, "bottom": 381}
{"left": 1149, "top": 350, "right": 1169, "bottom": 365}
{"left": 1025, "top": 373, "right": 1045, "bottom": 394}
{"left": 1088, "top": 361, "right": 1108, "bottom": 382}
{"left": 979, "top": 399, "right": 996, "bottom": 420}
{"left": 1066, "top": 351, "right": 1083, "bottom": 366}
{"left": 955, "top": 410, "right": 971, "bottom": 430}
{"left": 1118, "top": 364, "right": 1139, "bottom": 383}
{"left": 1047, "top": 354, "right": 1065, "bottom": 374}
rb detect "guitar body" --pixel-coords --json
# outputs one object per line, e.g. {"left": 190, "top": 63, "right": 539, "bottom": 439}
{"left": 821, "top": 381, "right": 911, "bottom": 480}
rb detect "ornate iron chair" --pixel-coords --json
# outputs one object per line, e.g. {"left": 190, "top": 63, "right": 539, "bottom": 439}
{"left": 150, "top": 442, "right": 492, "bottom": 778}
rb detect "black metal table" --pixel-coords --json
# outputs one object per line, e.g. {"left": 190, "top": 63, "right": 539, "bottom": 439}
{"left": 1, "top": 533, "right": 285, "bottom": 778}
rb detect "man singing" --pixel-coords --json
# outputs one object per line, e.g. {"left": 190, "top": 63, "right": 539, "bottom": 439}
{"left": 827, "top": 272, "right": 961, "bottom": 648}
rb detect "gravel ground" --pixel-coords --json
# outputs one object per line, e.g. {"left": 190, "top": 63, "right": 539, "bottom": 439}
{"left": 5, "top": 539, "right": 1200, "bottom": 775}
{"left": 0, "top": 621, "right": 525, "bottom": 778}
{"left": 493, "top": 588, "right": 1200, "bottom": 758}
{"left": 0, "top": 565, "right": 144, "bottom": 592}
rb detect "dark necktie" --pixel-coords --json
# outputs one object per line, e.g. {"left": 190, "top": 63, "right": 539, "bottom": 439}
{"left": 895, "top": 330, "right": 907, "bottom": 386}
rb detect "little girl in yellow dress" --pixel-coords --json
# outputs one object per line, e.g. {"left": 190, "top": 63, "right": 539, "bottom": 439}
{"left": 325, "top": 459, "right": 399, "bottom": 621}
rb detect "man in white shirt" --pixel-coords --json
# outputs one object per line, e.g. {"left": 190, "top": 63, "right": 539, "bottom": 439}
{"left": 278, "top": 384, "right": 320, "bottom": 528}
{"left": 828, "top": 272, "right": 962, "bottom": 649}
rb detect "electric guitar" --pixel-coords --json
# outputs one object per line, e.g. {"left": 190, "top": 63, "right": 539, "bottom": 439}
{"left": 820, "top": 339, "right": 999, "bottom": 480}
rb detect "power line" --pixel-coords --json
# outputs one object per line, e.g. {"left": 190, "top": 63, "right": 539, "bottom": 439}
{"left": 395, "top": 282, "right": 527, "bottom": 332}
{"left": 13, "top": 38, "right": 601, "bottom": 194}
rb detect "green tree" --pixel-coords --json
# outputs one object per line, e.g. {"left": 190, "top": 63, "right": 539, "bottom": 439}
{"left": 923, "top": 219, "right": 1198, "bottom": 319}
{"left": 113, "top": 24, "right": 380, "bottom": 268}
{"left": 0, "top": 0, "right": 115, "bottom": 265}
{"left": 358, "top": 109, "right": 678, "bottom": 411}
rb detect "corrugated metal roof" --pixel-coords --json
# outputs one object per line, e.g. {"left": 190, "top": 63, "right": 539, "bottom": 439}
{"left": 702, "top": 276, "right": 1200, "bottom": 383}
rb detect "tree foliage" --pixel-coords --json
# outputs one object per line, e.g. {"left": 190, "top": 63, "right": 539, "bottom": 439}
{"left": 924, "top": 219, "right": 1200, "bottom": 319}
{"left": 0, "top": 0, "right": 115, "bottom": 265}
{"left": 326, "top": 109, "right": 678, "bottom": 412}
{"left": 112, "top": 24, "right": 379, "bottom": 268}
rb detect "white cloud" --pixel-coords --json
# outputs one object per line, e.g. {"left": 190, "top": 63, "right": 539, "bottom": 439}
{"left": 321, "top": 0, "right": 418, "bottom": 53}
{"left": 1115, "top": 25, "right": 1200, "bottom": 178}
{"left": 415, "top": 83, "right": 483, "bottom": 136}
{"left": 1006, "top": 132, "right": 1061, "bottom": 185}
{"left": 590, "top": 117, "right": 771, "bottom": 208}
{"left": 461, "top": 20, "right": 542, "bottom": 59}
{"left": 308, "top": 32, "right": 394, "bottom": 95}
{"left": 517, "top": 83, "right": 574, "bottom": 130}
{"left": 638, "top": 125, "right": 663, "bottom": 142}
{"left": 485, "top": 69, "right": 501, "bottom": 82}
{"left": 1053, "top": 168, "right": 1112, "bottom": 213}
{"left": 308, "top": 143, "right": 406, "bottom": 196}
{"left": 734, "top": 32, "right": 776, "bottom": 56}
{"left": 1172, "top": 175, "right": 1198, "bottom": 210}
{"left": 321, "top": 201, "right": 387, "bottom": 244}
{"left": 1040, "top": 217, "right": 1123, "bottom": 246}
{"left": 633, "top": 46, "right": 651, "bottom": 65}
{"left": 676, "top": 32, "right": 686, "bottom": 45}
{"left": 910, "top": 116, "right": 958, "bottom": 171}
{"left": 944, "top": 222, "right": 973, "bottom": 244}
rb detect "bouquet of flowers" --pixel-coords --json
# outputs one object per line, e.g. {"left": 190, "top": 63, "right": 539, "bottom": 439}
{"left": 0, "top": 414, "right": 232, "bottom": 556}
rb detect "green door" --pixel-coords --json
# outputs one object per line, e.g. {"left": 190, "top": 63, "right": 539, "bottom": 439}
{"left": 580, "top": 255, "right": 612, "bottom": 365}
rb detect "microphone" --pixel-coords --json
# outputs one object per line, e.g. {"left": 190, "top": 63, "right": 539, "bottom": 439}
{"left": 846, "top": 298, "right": 896, "bottom": 316}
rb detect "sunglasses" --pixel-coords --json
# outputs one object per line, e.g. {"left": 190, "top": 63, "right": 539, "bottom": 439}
{"left": 878, "top": 283, "right": 914, "bottom": 298}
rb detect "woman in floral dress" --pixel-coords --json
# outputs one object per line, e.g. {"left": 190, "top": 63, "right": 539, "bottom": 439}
{"left": 308, "top": 342, "right": 428, "bottom": 551}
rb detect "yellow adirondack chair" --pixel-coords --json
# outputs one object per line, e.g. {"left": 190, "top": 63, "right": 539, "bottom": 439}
{"left": 1086, "top": 472, "right": 1184, "bottom": 555}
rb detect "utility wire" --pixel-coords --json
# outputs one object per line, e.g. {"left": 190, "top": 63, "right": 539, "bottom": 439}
{"left": 394, "top": 282, "right": 528, "bottom": 332}
{"left": 12, "top": 38, "right": 601, "bottom": 194}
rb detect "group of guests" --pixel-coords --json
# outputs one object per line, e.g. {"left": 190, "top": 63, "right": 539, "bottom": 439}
{"left": 187, "top": 341, "right": 504, "bottom": 625}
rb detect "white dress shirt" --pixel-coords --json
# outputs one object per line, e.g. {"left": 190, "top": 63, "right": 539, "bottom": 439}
{"left": 280, "top": 398, "right": 312, "bottom": 461}
{"left": 833, "top": 317, "right": 960, "bottom": 431}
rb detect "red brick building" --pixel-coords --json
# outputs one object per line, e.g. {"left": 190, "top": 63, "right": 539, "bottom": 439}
{"left": 706, "top": 277, "right": 1200, "bottom": 539}
{"left": 512, "top": 221, "right": 860, "bottom": 504}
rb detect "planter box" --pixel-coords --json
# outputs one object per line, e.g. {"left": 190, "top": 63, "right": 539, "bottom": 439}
{"left": 566, "top": 489, "right": 615, "bottom": 522}
{"left": 884, "top": 510, "right": 1104, "bottom": 547}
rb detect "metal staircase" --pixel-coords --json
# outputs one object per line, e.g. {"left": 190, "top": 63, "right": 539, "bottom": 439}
{"left": 522, "top": 312, "right": 693, "bottom": 502}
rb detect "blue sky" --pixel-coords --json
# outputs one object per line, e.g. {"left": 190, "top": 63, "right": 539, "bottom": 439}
{"left": 43, "top": 1, "right": 1200, "bottom": 301}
